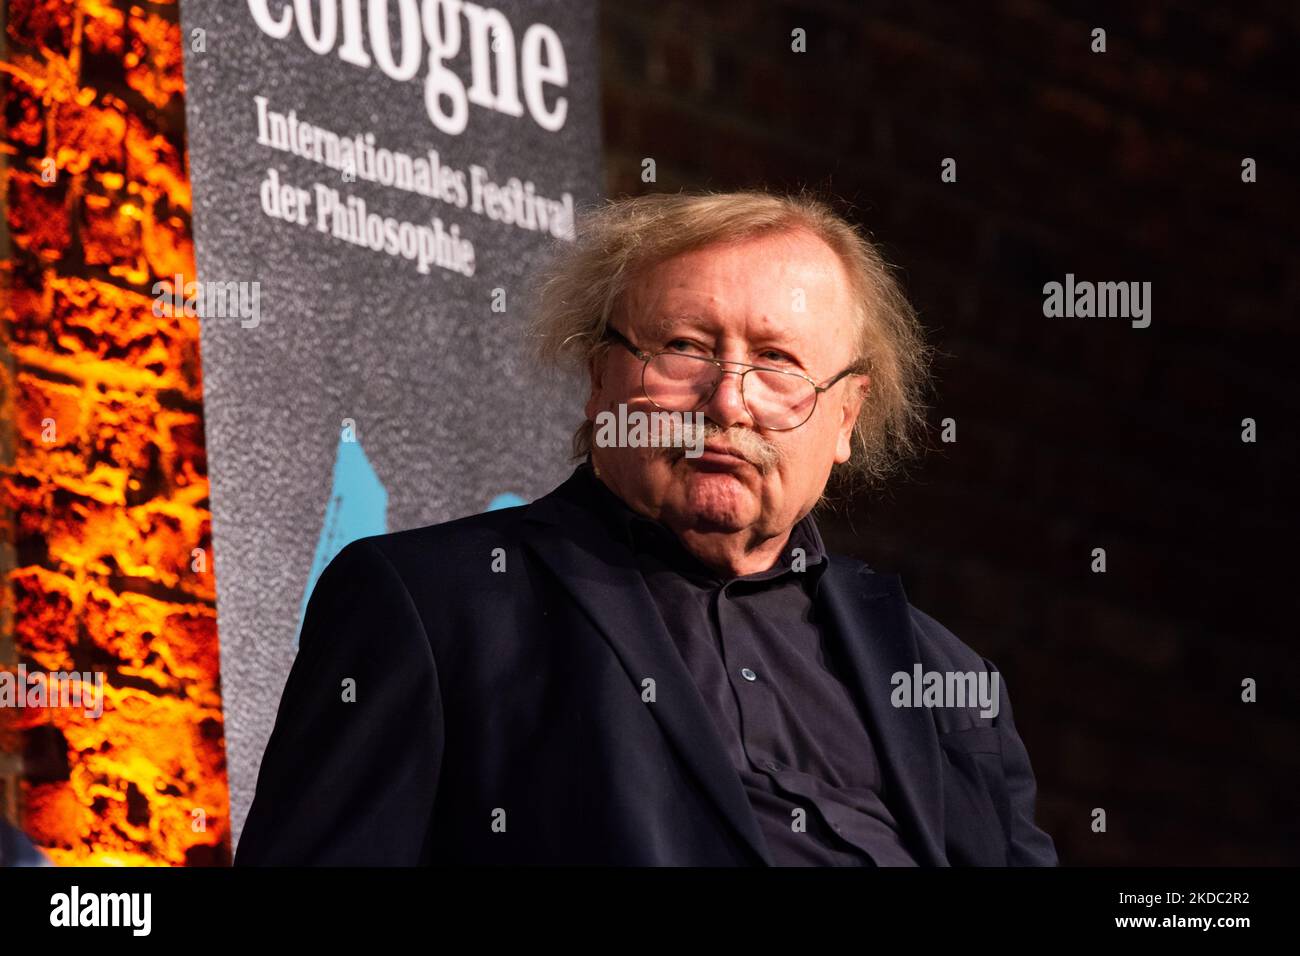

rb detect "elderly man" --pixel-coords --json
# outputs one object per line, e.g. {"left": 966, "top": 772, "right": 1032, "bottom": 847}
{"left": 235, "top": 191, "right": 1058, "bottom": 866}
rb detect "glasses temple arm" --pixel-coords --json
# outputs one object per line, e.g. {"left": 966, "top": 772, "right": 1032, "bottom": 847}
{"left": 604, "top": 325, "right": 650, "bottom": 360}
{"left": 815, "top": 362, "right": 869, "bottom": 392}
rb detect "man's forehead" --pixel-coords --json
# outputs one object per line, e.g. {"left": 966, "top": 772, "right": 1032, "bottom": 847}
{"left": 627, "top": 233, "right": 851, "bottom": 320}
{"left": 638, "top": 309, "right": 822, "bottom": 343}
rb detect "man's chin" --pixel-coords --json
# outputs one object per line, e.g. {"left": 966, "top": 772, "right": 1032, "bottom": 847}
{"left": 675, "top": 470, "right": 758, "bottom": 531}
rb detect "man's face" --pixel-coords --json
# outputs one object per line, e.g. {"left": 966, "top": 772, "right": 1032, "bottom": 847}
{"left": 585, "top": 227, "right": 868, "bottom": 562}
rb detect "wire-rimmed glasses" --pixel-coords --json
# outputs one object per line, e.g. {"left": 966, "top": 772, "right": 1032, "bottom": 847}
{"left": 605, "top": 326, "right": 865, "bottom": 431}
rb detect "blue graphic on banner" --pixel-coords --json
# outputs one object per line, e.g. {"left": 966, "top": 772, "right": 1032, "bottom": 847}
{"left": 293, "top": 435, "right": 388, "bottom": 649}
{"left": 293, "top": 441, "right": 530, "bottom": 648}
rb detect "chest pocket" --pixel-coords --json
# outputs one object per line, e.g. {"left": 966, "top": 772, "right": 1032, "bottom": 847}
{"left": 938, "top": 726, "right": 1009, "bottom": 865}
{"left": 938, "top": 725, "right": 1002, "bottom": 754}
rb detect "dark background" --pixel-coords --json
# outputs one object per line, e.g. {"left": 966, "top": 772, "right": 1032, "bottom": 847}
{"left": 598, "top": 1, "right": 1298, "bottom": 864}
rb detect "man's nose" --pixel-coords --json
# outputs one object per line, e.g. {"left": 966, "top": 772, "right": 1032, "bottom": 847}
{"left": 702, "top": 368, "right": 753, "bottom": 429}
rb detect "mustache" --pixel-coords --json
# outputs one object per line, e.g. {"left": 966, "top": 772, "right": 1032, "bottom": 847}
{"left": 659, "top": 421, "right": 784, "bottom": 472}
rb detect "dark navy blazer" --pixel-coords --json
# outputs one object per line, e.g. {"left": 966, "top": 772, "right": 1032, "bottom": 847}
{"left": 235, "top": 467, "right": 1059, "bottom": 866}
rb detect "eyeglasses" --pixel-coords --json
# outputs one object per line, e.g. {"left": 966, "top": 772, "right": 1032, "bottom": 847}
{"left": 604, "top": 326, "right": 865, "bottom": 431}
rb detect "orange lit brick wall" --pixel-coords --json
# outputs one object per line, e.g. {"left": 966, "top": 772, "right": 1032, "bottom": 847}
{"left": 1, "top": 0, "right": 230, "bottom": 865}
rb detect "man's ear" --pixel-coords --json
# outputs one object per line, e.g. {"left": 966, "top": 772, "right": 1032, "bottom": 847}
{"left": 833, "top": 374, "right": 869, "bottom": 464}
{"left": 583, "top": 349, "right": 608, "bottom": 421}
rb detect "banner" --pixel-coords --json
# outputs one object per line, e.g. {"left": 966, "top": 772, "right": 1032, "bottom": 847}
{"left": 179, "top": 0, "right": 602, "bottom": 842}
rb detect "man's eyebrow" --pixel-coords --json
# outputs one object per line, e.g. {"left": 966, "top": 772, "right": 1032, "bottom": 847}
{"left": 647, "top": 312, "right": 711, "bottom": 336}
{"left": 643, "top": 314, "right": 816, "bottom": 366}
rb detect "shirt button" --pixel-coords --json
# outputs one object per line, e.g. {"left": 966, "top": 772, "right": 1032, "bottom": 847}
{"left": 740, "top": 667, "right": 757, "bottom": 681}
{"left": 765, "top": 760, "right": 779, "bottom": 772}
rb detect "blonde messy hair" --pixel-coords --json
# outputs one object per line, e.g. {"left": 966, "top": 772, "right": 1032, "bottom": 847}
{"left": 529, "top": 189, "right": 933, "bottom": 490}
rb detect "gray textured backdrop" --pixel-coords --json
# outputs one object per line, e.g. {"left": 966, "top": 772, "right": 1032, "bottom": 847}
{"left": 180, "top": 0, "right": 602, "bottom": 848}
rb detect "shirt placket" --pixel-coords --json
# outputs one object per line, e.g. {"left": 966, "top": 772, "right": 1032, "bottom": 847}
{"left": 714, "top": 581, "right": 791, "bottom": 781}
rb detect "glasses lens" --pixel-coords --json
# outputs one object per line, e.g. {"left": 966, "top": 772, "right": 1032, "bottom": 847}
{"left": 745, "top": 369, "right": 818, "bottom": 429}
{"left": 644, "top": 353, "right": 718, "bottom": 411}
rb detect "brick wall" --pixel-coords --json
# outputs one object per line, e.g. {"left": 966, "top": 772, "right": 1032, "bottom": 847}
{"left": 1, "top": 0, "right": 229, "bottom": 865}
{"left": 600, "top": 1, "right": 1299, "bottom": 864}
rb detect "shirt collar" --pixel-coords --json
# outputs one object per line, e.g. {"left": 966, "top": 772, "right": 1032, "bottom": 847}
{"left": 575, "top": 459, "right": 828, "bottom": 589}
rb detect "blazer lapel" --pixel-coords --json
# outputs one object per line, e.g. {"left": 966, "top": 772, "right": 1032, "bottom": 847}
{"left": 818, "top": 559, "right": 949, "bottom": 865}
{"left": 521, "top": 479, "right": 774, "bottom": 866}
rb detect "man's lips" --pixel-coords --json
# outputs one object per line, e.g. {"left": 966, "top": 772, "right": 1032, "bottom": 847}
{"left": 689, "top": 444, "right": 753, "bottom": 468}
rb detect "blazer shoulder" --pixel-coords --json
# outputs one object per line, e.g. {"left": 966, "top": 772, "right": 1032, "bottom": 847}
{"left": 826, "top": 556, "right": 987, "bottom": 671}
{"left": 342, "top": 498, "right": 539, "bottom": 575}
{"left": 823, "top": 553, "right": 992, "bottom": 676}
{"left": 906, "top": 602, "right": 991, "bottom": 675}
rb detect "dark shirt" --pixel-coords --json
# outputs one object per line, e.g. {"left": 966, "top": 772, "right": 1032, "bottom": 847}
{"left": 578, "top": 462, "right": 918, "bottom": 866}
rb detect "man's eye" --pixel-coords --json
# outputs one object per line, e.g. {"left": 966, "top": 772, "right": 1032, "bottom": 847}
{"left": 760, "top": 350, "right": 794, "bottom": 365}
{"left": 665, "top": 339, "right": 705, "bottom": 353}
